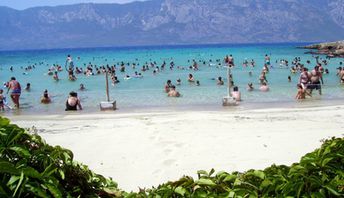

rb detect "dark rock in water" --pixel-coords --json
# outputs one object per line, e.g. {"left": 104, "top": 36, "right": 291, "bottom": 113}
{"left": 301, "top": 41, "right": 344, "bottom": 58}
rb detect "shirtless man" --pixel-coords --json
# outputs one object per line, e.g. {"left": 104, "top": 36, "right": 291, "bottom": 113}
{"left": 309, "top": 66, "right": 323, "bottom": 95}
{"left": 167, "top": 86, "right": 180, "bottom": 97}
{"left": 7, "top": 77, "right": 21, "bottom": 108}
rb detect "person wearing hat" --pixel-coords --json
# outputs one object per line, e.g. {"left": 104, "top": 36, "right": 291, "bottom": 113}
{"left": 65, "top": 91, "right": 82, "bottom": 111}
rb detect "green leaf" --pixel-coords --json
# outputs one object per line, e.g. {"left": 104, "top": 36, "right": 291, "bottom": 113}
{"left": 0, "top": 161, "right": 20, "bottom": 175}
{"left": 23, "top": 167, "right": 42, "bottom": 179}
{"left": 41, "top": 164, "right": 57, "bottom": 178}
{"left": 13, "top": 171, "right": 24, "bottom": 197}
{"left": 253, "top": 170, "right": 265, "bottom": 179}
{"left": 9, "top": 146, "right": 31, "bottom": 158}
{"left": 174, "top": 186, "right": 186, "bottom": 196}
{"left": 197, "top": 170, "right": 208, "bottom": 177}
{"left": 209, "top": 168, "right": 215, "bottom": 176}
{"left": 223, "top": 175, "right": 237, "bottom": 182}
{"left": 45, "top": 183, "right": 62, "bottom": 198}
{"left": 196, "top": 178, "right": 216, "bottom": 186}
{"left": 228, "top": 191, "right": 235, "bottom": 198}
{"left": 58, "top": 169, "right": 65, "bottom": 180}
{"left": 0, "top": 117, "right": 10, "bottom": 126}
{"left": 325, "top": 185, "right": 341, "bottom": 196}
{"left": 25, "top": 184, "right": 49, "bottom": 198}
{"left": 321, "top": 157, "right": 333, "bottom": 167}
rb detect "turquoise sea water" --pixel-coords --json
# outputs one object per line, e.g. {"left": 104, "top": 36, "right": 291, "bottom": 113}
{"left": 0, "top": 43, "right": 343, "bottom": 115}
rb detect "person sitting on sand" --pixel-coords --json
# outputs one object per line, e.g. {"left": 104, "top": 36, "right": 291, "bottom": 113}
{"left": 188, "top": 74, "right": 195, "bottom": 83}
{"left": 231, "top": 86, "right": 241, "bottom": 101}
{"left": 167, "top": 85, "right": 180, "bottom": 97}
{"left": 217, "top": 77, "right": 224, "bottom": 85}
{"left": 295, "top": 84, "right": 311, "bottom": 100}
{"left": 41, "top": 89, "right": 51, "bottom": 104}
{"left": 247, "top": 83, "right": 254, "bottom": 91}
{"left": 65, "top": 91, "right": 82, "bottom": 111}
{"left": 260, "top": 82, "right": 269, "bottom": 92}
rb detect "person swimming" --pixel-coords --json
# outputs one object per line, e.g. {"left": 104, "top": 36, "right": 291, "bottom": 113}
{"left": 260, "top": 82, "right": 269, "bottom": 92}
{"left": 41, "top": 89, "right": 51, "bottom": 104}
{"left": 79, "top": 84, "right": 86, "bottom": 91}
{"left": 25, "top": 83, "right": 31, "bottom": 91}
{"left": 167, "top": 85, "right": 180, "bottom": 97}
{"left": 217, "top": 77, "right": 224, "bottom": 85}
{"left": 188, "top": 74, "right": 195, "bottom": 83}
{"left": 247, "top": 83, "right": 254, "bottom": 91}
{"left": 53, "top": 71, "right": 59, "bottom": 81}
{"left": 65, "top": 91, "right": 82, "bottom": 111}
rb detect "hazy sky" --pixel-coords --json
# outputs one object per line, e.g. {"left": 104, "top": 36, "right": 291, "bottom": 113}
{"left": 0, "top": 0, "right": 147, "bottom": 10}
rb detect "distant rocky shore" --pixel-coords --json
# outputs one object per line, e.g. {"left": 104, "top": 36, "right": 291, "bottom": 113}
{"left": 301, "top": 41, "right": 344, "bottom": 58}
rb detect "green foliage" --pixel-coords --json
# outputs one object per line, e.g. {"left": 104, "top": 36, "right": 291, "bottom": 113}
{"left": 1, "top": 116, "right": 343, "bottom": 197}
{"left": 0, "top": 117, "right": 123, "bottom": 197}
{"left": 131, "top": 138, "right": 344, "bottom": 198}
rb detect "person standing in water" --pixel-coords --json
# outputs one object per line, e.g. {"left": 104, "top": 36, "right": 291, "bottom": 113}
{"left": 7, "top": 77, "right": 21, "bottom": 108}
{"left": 167, "top": 86, "right": 180, "bottom": 97}
{"left": 65, "top": 91, "right": 82, "bottom": 111}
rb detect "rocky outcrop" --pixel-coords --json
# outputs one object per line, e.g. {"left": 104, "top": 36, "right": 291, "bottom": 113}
{"left": 302, "top": 41, "right": 344, "bottom": 57}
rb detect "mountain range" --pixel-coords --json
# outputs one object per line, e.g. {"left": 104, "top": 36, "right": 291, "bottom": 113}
{"left": 0, "top": 0, "right": 344, "bottom": 50}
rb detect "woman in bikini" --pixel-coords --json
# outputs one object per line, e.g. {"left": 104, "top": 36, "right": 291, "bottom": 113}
{"left": 7, "top": 77, "right": 21, "bottom": 108}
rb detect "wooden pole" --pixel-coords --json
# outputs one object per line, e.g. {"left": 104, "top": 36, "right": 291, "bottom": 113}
{"left": 105, "top": 72, "right": 110, "bottom": 102}
{"left": 227, "top": 66, "right": 231, "bottom": 97}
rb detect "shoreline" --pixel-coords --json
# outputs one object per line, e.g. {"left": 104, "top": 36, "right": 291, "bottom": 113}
{"left": 3, "top": 96, "right": 344, "bottom": 116}
{"left": 8, "top": 104, "right": 344, "bottom": 191}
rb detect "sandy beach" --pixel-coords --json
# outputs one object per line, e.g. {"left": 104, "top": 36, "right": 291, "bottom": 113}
{"left": 8, "top": 105, "right": 344, "bottom": 192}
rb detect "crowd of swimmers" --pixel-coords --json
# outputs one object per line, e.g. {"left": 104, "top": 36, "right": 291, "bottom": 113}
{"left": 1, "top": 53, "right": 344, "bottom": 111}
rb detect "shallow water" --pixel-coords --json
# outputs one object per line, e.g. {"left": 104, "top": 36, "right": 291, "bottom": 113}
{"left": 0, "top": 43, "right": 343, "bottom": 115}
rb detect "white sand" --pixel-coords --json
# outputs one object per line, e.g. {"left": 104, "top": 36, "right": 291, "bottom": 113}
{"left": 9, "top": 105, "right": 344, "bottom": 191}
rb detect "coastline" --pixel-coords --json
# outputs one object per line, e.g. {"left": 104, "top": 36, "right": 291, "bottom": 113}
{"left": 7, "top": 104, "right": 344, "bottom": 191}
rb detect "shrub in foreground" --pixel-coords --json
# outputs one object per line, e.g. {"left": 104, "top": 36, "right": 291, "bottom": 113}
{"left": 0, "top": 116, "right": 343, "bottom": 197}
